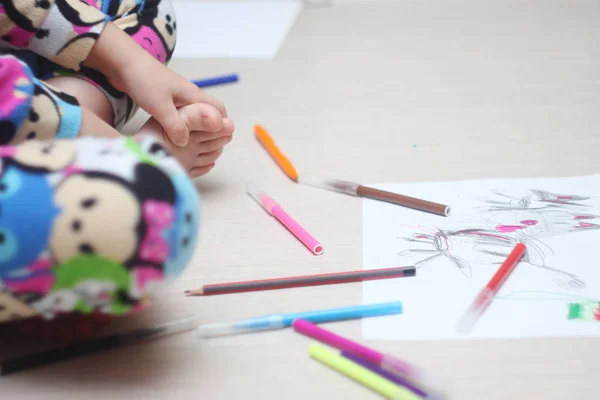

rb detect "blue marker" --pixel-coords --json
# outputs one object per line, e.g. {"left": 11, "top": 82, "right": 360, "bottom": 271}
{"left": 197, "top": 302, "right": 402, "bottom": 337}
{"left": 192, "top": 74, "right": 239, "bottom": 88}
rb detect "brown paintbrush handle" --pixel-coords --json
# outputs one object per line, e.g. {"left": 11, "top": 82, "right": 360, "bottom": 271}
{"left": 357, "top": 185, "right": 450, "bottom": 216}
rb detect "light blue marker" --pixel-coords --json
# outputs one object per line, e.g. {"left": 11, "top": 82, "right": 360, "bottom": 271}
{"left": 197, "top": 302, "right": 402, "bottom": 337}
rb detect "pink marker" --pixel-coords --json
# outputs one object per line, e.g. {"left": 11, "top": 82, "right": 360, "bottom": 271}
{"left": 292, "top": 319, "right": 446, "bottom": 398}
{"left": 246, "top": 182, "right": 323, "bottom": 255}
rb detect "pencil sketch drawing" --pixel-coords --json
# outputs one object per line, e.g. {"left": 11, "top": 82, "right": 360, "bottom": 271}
{"left": 396, "top": 190, "right": 599, "bottom": 289}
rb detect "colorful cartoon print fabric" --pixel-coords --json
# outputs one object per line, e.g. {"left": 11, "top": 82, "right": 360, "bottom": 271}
{"left": 0, "top": 0, "right": 178, "bottom": 132}
{"left": 0, "top": 56, "right": 82, "bottom": 143}
{"left": 0, "top": 135, "right": 200, "bottom": 322}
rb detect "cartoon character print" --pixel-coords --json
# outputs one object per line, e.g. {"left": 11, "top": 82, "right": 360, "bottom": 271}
{"left": 31, "top": 255, "right": 135, "bottom": 318}
{"left": 76, "top": 66, "right": 133, "bottom": 129}
{"left": 51, "top": 162, "right": 176, "bottom": 266}
{"left": 10, "top": 85, "right": 60, "bottom": 143}
{"left": 0, "top": 0, "right": 52, "bottom": 48}
{"left": 0, "top": 136, "right": 195, "bottom": 320}
{"left": 116, "top": 0, "right": 143, "bottom": 17}
{"left": 43, "top": 82, "right": 81, "bottom": 138}
{"left": 42, "top": 162, "right": 179, "bottom": 317}
{"left": 75, "top": 135, "right": 182, "bottom": 184}
{"left": 127, "top": 136, "right": 200, "bottom": 292}
{"left": 71, "top": 136, "right": 152, "bottom": 182}
{"left": 69, "top": 134, "right": 185, "bottom": 184}
{"left": 50, "top": 172, "right": 144, "bottom": 265}
{"left": 0, "top": 56, "right": 34, "bottom": 144}
{"left": 164, "top": 173, "right": 200, "bottom": 278}
{"left": 54, "top": 0, "right": 106, "bottom": 27}
{"left": 150, "top": 0, "right": 176, "bottom": 60}
{"left": 130, "top": 265, "right": 164, "bottom": 299}
{"left": 36, "top": 0, "right": 107, "bottom": 71}
{"left": 133, "top": 134, "right": 201, "bottom": 278}
{"left": 0, "top": 61, "right": 81, "bottom": 145}
{"left": 0, "top": 159, "right": 59, "bottom": 278}
{"left": 0, "top": 140, "right": 75, "bottom": 300}
{"left": 120, "top": 0, "right": 177, "bottom": 64}
{"left": 135, "top": 134, "right": 182, "bottom": 175}
{"left": 11, "top": 138, "right": 76, "bottom": 172}
{"left": 2, "top": 263, "right": 55, "bottom": 303}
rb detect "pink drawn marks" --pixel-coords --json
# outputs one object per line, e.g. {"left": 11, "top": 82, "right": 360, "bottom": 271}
{"left": 556, "top": 196, "right": 575, "bottom": 200}
{"left": 520, "top": 220, "right": 539, "bottom": 226}
{"left": 496, "top": 220, "right": 539, "bottom": 233}
{"left": 577, "top": 222, "right": 598, "bottom": 229}
{"left": 496, "top": 225, "right": 527, "bottom": 233}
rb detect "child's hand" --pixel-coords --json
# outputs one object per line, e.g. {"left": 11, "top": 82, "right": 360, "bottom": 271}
{"left": 86, "top": 23, "right": 228, "bottom": 147}
{"left": 116, "top": 58, "right": 227, "bottom": 147}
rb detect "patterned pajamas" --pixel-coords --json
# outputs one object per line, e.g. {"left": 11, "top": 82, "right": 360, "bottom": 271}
{"left": 0, "top": 0, "right": 178, "bottom": 141}
{"left": 0, "top": 136, "right": 200, "bottom": 323}
{"left": 0, "top": 0, "right": 198, "bottom": 324}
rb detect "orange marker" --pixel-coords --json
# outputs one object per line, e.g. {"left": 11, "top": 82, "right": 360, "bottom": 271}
{"left": 254, "top": 124, "right": 299, "bottom": 182}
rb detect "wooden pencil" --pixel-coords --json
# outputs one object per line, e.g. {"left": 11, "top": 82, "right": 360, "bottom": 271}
{"left": 185, "top": 266, "right": 416, "bottom": 296}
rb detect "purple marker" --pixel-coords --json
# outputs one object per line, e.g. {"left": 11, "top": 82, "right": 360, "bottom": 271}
{"left": 341, "top": 351, "right": 436, "bottom": 399}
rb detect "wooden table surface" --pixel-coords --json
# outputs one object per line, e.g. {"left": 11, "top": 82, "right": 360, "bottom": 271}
{"left": 2, "top": 0, "right": 599, "bottom": 398}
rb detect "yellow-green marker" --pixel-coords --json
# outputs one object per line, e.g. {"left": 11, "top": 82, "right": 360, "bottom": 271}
{"left": 308, "top": 343, "right": 422, "bottom": 400}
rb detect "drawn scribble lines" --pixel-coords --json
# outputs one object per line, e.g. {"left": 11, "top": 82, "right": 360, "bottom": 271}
{"left": 396, "top": 189, "right": 599, "bottom": 289}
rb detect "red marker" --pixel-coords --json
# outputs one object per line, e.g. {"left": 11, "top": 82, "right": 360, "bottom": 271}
{"left": 457, "top": 243, "right": 527, "bottom": 333}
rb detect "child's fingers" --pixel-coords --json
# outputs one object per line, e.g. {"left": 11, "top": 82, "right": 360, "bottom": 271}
{"left": 176, "top": 84, "right": 228, "bottom": 117}
{"left": 153, "top": 103, "right": 189, "bottom": 147}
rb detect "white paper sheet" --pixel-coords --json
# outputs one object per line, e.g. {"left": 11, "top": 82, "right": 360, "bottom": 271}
{"left": 172, "top": 1, "right": 302, "bottom": 59}
{"left": 362, "top": 175, "right": 600, "bottom": 340}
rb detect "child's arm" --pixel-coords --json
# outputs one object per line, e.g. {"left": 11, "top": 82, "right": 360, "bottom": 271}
{"left": 1, "top": 1, "right": 230, "bottom": 148}
{"left": 83, "top": 23, "right": 228, "bottom": 148}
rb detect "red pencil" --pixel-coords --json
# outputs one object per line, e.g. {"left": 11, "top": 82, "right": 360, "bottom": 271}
{"left": 457, "top": 243, "right": 527, "bottom": 333}
{"left": 185, "top": 266, "right": 416, "bottom": 296}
